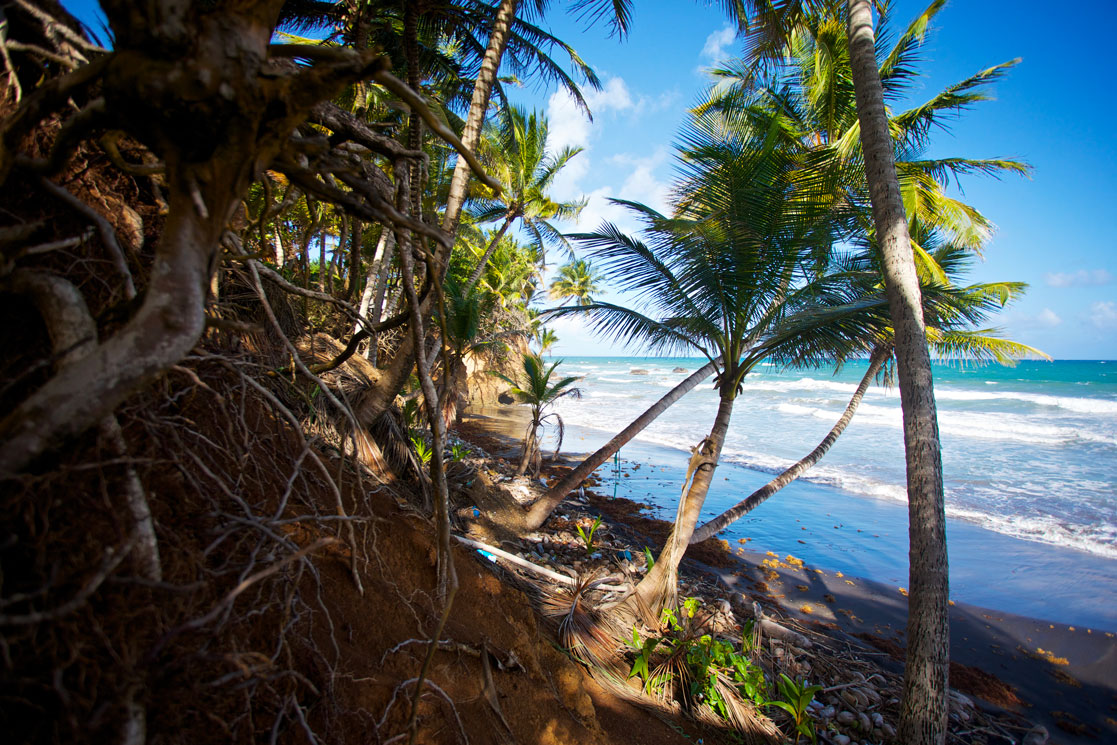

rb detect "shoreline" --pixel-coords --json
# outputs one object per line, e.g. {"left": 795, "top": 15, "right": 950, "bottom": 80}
{"left": 549, "top": 415, "right": 1117, "bottom": 631}
{"left": 459, "top": 406, "right": 1117, "bottom": 744}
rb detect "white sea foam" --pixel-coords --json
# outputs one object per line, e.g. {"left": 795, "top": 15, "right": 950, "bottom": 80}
{"left": 555, "top": 361, "right": 1117, "bottom": 561}
{"left": 933, "top": 388, "right": 1117, "bottom": 414}
{"left": 851, "top": 404, "right": 1117, "bottom": 446}
{"left": 740, "top": 374, "right": 1117, "bottom": 416}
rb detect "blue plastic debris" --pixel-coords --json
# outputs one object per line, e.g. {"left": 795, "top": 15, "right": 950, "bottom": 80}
{"left": 477, "top": 549, "right": 498, "bottom": 563}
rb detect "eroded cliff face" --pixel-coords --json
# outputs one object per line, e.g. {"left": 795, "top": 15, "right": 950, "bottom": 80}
{"left": 463, "top": 335, "right": 531, "bottom": 409}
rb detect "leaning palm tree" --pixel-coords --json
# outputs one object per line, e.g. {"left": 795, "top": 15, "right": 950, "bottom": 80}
{"left": 550, "top": 99, "right": 889, "bottom": 617}
{"left": 492, "top": 352, "right": 583, "bottom": 477}
{"left": 724, "top": 4, "right": 1028, "bottom": 737}
{"left": 548, "top": 258, "right": 604, "bottom": 307}
{"left": 690, "top": 239, "right": 1048, "bottom": 544}
{"left": 463, "top": 105, "right": 586, "bottom": 291}
{"left": 687, "top": 2, "right": 1033, "bottom": 545}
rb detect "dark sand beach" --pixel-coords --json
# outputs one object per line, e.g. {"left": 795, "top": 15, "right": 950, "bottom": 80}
{"left": 460, "top": 407, "right": 1117, "bottom": 745}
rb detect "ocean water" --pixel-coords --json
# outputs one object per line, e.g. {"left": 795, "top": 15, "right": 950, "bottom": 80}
{"left": 546, "top": 357, "right": 1117, "bottom": 629}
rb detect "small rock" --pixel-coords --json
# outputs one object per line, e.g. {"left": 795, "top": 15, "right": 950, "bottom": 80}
{"left": 882, "top": 722, "right": 896, "bottom": 738}
{"left": 870, "top": 712, "right": 884, "bottom": 729}
{"left": 819, "top": 706, "right": 836, "bottom": 720}
{"left": 630, "top": 368, "right": 649, "bottom": 375}
{"left": 716, "top": 598, "right": 732, "bottom": 615}
{"left": 833, "top": 735, "right": 851, "bottom": 745}
{"left": 673, "top": 367, "right": 688, "bottom": 373}
{"left": 837, "top": 710, "right": 856, "bottom": 725}
{"left": 858, "top": 712, "right": 872, "bottom": 732}
{"left": 1022, "top": 725, "right": 1049, "bottom": 745}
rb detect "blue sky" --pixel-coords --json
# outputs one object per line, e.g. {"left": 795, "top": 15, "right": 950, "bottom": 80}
{"left": 60, "top": 1, "right": 1117, "bottom": 359}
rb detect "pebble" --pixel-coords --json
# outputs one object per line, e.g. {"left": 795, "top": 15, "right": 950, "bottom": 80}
{"left": 837, "top": 710, "right": 856, "bottom": 725}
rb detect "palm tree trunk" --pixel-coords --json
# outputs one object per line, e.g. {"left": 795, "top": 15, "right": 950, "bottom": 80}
{"left": 318, "top": 229, "right": 328, "bottom": 293}
{"left": 523, "top": 360, "right": 719, "bottom": 530}
{"left": 360, "top": 229, "right": 395, "bottom": 362}
{"left": 404, "top": 1, "right": 424, "bottom": 221}
{"left": 690, "top": 347, "right": 889, "bottom": 544}
{"left": 624, "top": 392, "right": 736, "bottom": 619}
{"left": 516, "top": 417, "right": 538, "bottom": 477}
{"left": 463, "top": 211, "right": 515, "bottom": 293}
{"left": 441, "top": 0, "right": 518, "bottom": 240}
{"left": 273, "top": 227, "right": 284, "bottom": 266}
{"left": 345, "top": 217, "right": 361, "bottom": 301}
{"left": 846, "top": 3, "right": 949, "bottom": 743}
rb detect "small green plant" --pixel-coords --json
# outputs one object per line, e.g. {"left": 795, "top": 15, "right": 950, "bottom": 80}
{"left": 410, "top": 435, "right": 432, "bottom": 466}
{"left": 626, "top": 599, "right": 770, "bottom": 723}
{"left": 643, "top": 546, "right": 655, "bottom": 571}
{"left": 767, "top": 673, "right": 822, "bottom": 744}
{"left": 401, "top": 398, "right": 421, "bottom": 434}
{"left": 686, "top": 634, "right": 768, "bottom": 716}
{"left": 449, "top": 443, "right": 472, "bottom": 462}
{"left": 627, "top": 626, "right": 673, "bottom": 694}
{"left": 575, "top": 515, "right": 603, "bottom": 555}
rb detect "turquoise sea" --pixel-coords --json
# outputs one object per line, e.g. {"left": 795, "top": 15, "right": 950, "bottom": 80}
{"left": 546, "top": 357, "right": 1117, "bottom": 630}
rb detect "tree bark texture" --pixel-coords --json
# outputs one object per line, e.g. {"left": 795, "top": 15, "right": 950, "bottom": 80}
{"left": 440, "top": 0, "right": 518, "bottom": 240}
{"left": 1, "top": 0, "right": 397, "bottom": 475}
{"left": 4, "top": 270, "right": 161, "bottom": 580}
{"left": 690, "top": 347, "right": 889, "bottom": 544}
{"left": 625, "top": 392, "right": 736, "bottom": 619}
{"left": 524, "top": 360, "right": 718, "bottom": 530}
{"left": 846, "top": 3, "right": 949, "bottom": 743}
{"left": 464, "top": 210, "right": 516, "bottom": 293}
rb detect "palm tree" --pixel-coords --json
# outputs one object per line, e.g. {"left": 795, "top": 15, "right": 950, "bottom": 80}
{"left": 521, "top": 358, "right": 720, "bottom": 531}
{"left": 535, "top": 327, "right": 559, "bottom": 354}
{"left": 553, "top": 100, "right": 886, "bottom": 617}
{"left": 437, "top": 276, "right": 499, "bottom": 425}
{"left": 548, "top": 259, "right": 604, "bottom": 307}
{"left": 691, "top": 242, "right": 1048, "bottom": 543}
{"left": 729, "top": 4, "right": 1027, "bottom": 737}
{"left": 492, "top": 352, "right": 582, "bottom": 477}
{"left": 686, "top": 0, "right": 1033, "bottom": 548}
{"left": 464, "top": 105, "right": 586, "bottom": 291}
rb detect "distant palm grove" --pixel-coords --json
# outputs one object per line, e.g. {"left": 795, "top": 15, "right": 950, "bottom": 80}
{"left": 0, "top": 2, "right": 1040, "bottom": 745}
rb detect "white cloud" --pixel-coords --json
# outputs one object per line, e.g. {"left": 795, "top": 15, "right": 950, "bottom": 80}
{"left": 1012, "top": 308, "right": 1062, "bottom": 329}
{"left": 545, "top": 75, "right": 635, "bottom": 154}
{"left": 700, "top": 25, "right": 736, "bottom": 65}
{"left": 1036, "top": 308, "right": 1063, "bottom": 327}
{"left": 615, "top": 148, "right": 672, "bottom": 214}
{"left": 543, "top": 78, "right": 673, "bottom": 237}
{"left": 1044, "top": 269, "right": 1113, "bottom": 288}
{"left": 586, "top": 76, "right": 634, "bottom": 113}
{"left": 545, "top": 89, "right": 594, "bottom": 153}
{"left": 1089, "top": 301, "right": 1117, "bottom": 330}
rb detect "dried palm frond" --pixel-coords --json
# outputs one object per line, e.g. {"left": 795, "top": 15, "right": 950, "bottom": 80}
{"left": 539, "top": 573, "right": 621, "bottom": 666}
{"left": 698, "top": 671, "right": 782, "bottom": 744}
